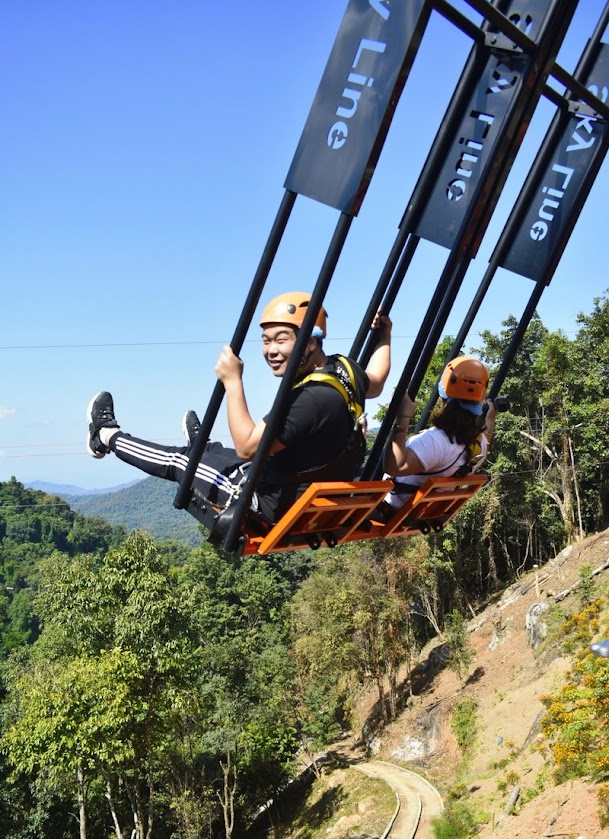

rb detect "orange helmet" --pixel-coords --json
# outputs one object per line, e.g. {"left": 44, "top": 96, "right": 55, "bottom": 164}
{"left": 259, "top": 292, "right": 327, "bottom": 338}
{"left": 440, "top": 356, "right": 488, "bottom": 403}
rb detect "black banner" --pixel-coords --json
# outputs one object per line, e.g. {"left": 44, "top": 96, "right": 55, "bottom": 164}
{"left": 501, "top": 44, "right": 609, "bottom": 282}
{"left": 284, "top": 0, "right": 429, "bottom": 216}
{"left": 414, "top": 0, "right": 566, "bottom": 254}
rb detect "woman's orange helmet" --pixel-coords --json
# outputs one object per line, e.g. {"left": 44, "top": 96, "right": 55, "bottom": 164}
{"left": 440, "top": 356, "right": 488, "bottom": 403}
{"left": 260, "top": 292, "right": 327, "bottom": 338}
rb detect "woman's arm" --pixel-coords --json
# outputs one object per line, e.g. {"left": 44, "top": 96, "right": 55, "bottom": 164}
{"left": 382, "top": 394, "right": 425, "bottom": 476}
{"left": 365, "top": 314, "right": 392, "bottom": 398}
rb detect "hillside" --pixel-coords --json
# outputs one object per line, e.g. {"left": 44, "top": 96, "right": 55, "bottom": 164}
{"left": 3, "top": 472, "right": 609, "bottom": 836}
{"left": 67, "top": 476, "right": 203, "bottom": 545}
{"left": 307, "top": 529, "right": 609, "bottom": 837}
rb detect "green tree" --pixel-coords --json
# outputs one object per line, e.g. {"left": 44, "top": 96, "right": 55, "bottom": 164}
{"left": 4, "top": 531, "right": 202, "bottom": 839}
{"left": 444, "top": 610, "right": 474, "bottom": 683}
{"left": 291, "top": 539, "right": 425, "bottom": 734}
{"left": 0, "top": 479, "right": 128, "bottom": 663}
{"left": 179, "top": 546, "right": 301, "bottom": 835}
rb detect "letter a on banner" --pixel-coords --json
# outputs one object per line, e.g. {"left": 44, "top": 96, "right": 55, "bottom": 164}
{"left": 500, "top": 43, "right": 609, "bottom": 282}
{"left": 284, "top": 0, "right": 429, "bottom": 217}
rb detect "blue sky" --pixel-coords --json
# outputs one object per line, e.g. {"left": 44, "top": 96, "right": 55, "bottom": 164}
{"left": 2, "top": 0, "right": 609, "bottom": 491}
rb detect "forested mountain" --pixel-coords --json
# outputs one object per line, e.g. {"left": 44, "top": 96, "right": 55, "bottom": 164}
{"left": 26, "top": 479, "right": 138, "bottom": 497}
{"left": 0, "top": 293, "right": 608, "bottom": 838}
{"left": 0, "top": 478, "right": 128, "bottom": 657}
{"left": 67, "top": 475, "right": 203, "bottom": 545}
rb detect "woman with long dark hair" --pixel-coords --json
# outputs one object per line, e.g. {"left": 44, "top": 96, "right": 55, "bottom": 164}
{"left": 382, "top": 356, "right": 496, "bottom": 513}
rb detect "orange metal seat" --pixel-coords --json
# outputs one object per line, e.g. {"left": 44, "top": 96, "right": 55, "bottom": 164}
{"left": 378, "top": 473, "right": 488, "bottom": 538}
{"left": 242, "top": 480, "right": 392, "bottom": 555}
{"left": 240, "top": 474, "right": 487, "bottom": 555}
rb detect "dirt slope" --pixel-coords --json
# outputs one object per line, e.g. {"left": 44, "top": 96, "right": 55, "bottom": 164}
{"left": 349, "top": 529, "right": 609, "bottom": 837}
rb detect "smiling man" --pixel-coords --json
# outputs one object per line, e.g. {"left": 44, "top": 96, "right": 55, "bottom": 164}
{"left": 86, "top": 292, "right": 392, "bottom": 526}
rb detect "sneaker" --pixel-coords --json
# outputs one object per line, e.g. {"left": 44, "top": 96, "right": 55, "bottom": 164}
{"left": 591, "top": 638, "right": 609, "bottom": 658}
{"left": 182, "top": 410, "right": 201, "bottom": 445}
{"left": 87, "top": 392, "right": 119, "bottom": 459}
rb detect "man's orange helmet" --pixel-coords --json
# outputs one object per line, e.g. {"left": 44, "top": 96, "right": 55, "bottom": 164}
{"left": 260, "top": 292, "right": 327, "bottom": 338}
{"left": 440, "top": 356, "right": 488, "bottom": 403}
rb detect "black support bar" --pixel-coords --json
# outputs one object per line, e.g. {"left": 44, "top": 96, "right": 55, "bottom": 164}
{"left": 173, "top": 189, "right": 297, "bottom": 511}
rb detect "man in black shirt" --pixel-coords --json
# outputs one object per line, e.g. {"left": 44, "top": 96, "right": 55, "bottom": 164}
{"left": 87, "top": 292, "right": 391, "bottom": 525}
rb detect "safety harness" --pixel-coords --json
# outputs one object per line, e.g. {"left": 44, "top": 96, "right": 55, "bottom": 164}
{"left": 196, "top": 356, "right": 368, "bottom": 546}
{"left": 294, "top": 354, "right": 364, "bottom": 422}
{"left": 290, "top": 354, "right": 367, "bottom": 482}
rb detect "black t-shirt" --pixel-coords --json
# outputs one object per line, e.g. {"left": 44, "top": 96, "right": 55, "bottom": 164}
{"left": 257, "top": 355, "right": 369, "bottom": 523}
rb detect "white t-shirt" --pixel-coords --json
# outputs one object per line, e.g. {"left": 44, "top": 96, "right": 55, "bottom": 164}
{"left": 385, "top": 427, "right": 488, "bottom": 510}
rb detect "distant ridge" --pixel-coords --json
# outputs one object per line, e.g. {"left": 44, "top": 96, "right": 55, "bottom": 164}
{"left": 26, "top": 479, "right": 140, "bottom": 497}
{"left": 61, "top": 477, "right": 203, "bottom": 546}
{"left": 25, "top": 478, "right": 202, "bottom": 546}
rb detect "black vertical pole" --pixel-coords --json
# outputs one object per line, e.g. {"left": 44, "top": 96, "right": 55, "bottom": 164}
{"left": 356, "top": 235, "right": 421, "bottom": 369}
{"left": 487, "top": 280, "right": 545, "bottom": 399}
{"left": 220, "top": 212, "right": 355, "bottom": 553}
{"left": 415, "top": 1, "right": 609, "bottom": 429}
{"left": 173, "top": 189, "right": 297, "bottom": 511}
{"left": 360, "top": 249, "right": 472, "bottom": 480}
{"left": 349, "top": 233, "right": 419, "bottom": 361}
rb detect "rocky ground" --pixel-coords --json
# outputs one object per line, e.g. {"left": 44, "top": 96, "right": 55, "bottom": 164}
{"left": 341, "top": 529, "right": 609, "bottom": 837}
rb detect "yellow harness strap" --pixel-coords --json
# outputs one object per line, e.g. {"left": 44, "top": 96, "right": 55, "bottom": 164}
{"left": 468, "top": 433, "right": 484, "bottom": 467}
{"left": 295, "top": 355, "right": 364, "bottom": 420}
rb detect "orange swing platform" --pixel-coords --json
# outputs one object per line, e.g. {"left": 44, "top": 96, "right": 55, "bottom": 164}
{"left": 240, "top": 473, "right": 488, "bottom": 555}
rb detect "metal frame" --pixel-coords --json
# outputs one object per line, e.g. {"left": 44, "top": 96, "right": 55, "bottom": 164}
{"left": 176, "top": 0, "right": 609, "bottom": 554}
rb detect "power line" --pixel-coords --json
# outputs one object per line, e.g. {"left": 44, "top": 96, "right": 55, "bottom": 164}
{"left": 1, "top": 336, "right": 411, "bottom": 351}
{"left": 2, "top": 416, "right": 606, "bottom": 460}
{"left": 0, "top": 328, "right": 583, "bottom": 352}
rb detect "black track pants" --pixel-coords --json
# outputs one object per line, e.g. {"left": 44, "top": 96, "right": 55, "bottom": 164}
{"left": 110, "top": 433, "right": 257, "bottom": 511}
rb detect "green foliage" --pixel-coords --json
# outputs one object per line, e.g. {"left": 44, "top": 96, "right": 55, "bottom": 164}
{"left": 290, "top": 538, "right": 426, "bottom": 730}
{"left": 578, "top": 563, "right": 597, "bottom": 607}
{"left": 520, "top": 767, "right": 549, "bottom": 803}
{"left": 598, "top": 784, "right": 609, "bottom": 828}
{"left": 445, "top": 610, "right": 474, "bottom": 682}
{"left": 69, "top": 476, "right": 203, "bottom": 545}
{"left": 176, "top": 544, "right": 302, "bottom": 819}
{"left": 4, "top": 532, "right": 203, "bottom": 836}
{"left": 557, "top": 600, "right": 602, "bottom": 656}
{"left": 0, "top": 528, "right": 303, "bottom": 837}
{"left": 451, "top": 697, "right": 478, "bottom": 756}
{"left": 0, "top": 479, "right": 127, "bottom": 662}
{"left": 541, "top": 599, "right": 609, "bottom": 825}
{"left": 432, "top": 799, "right": 478, "bottom": 838}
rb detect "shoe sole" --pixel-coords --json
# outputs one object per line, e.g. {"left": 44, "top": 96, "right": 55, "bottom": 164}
{"left": 182, "top": 411, "right": 200, "bottom": 445}
{"left": 181, "top": 412, "right": 190, "bottom": 444}
{"left": 87, "top": 392, "right": 108, "bottom": 459}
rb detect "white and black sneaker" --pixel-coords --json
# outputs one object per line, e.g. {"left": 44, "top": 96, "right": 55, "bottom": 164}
{"left": 87, "top": 391, "right": 119, "bottom": 458}
{"left": 182, "top": 410, "right": 201, "bottom": 445}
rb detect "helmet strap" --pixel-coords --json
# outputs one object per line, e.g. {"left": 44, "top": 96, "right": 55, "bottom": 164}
{"left": 297, "top": 336, "right": 324, "bottom": 375}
